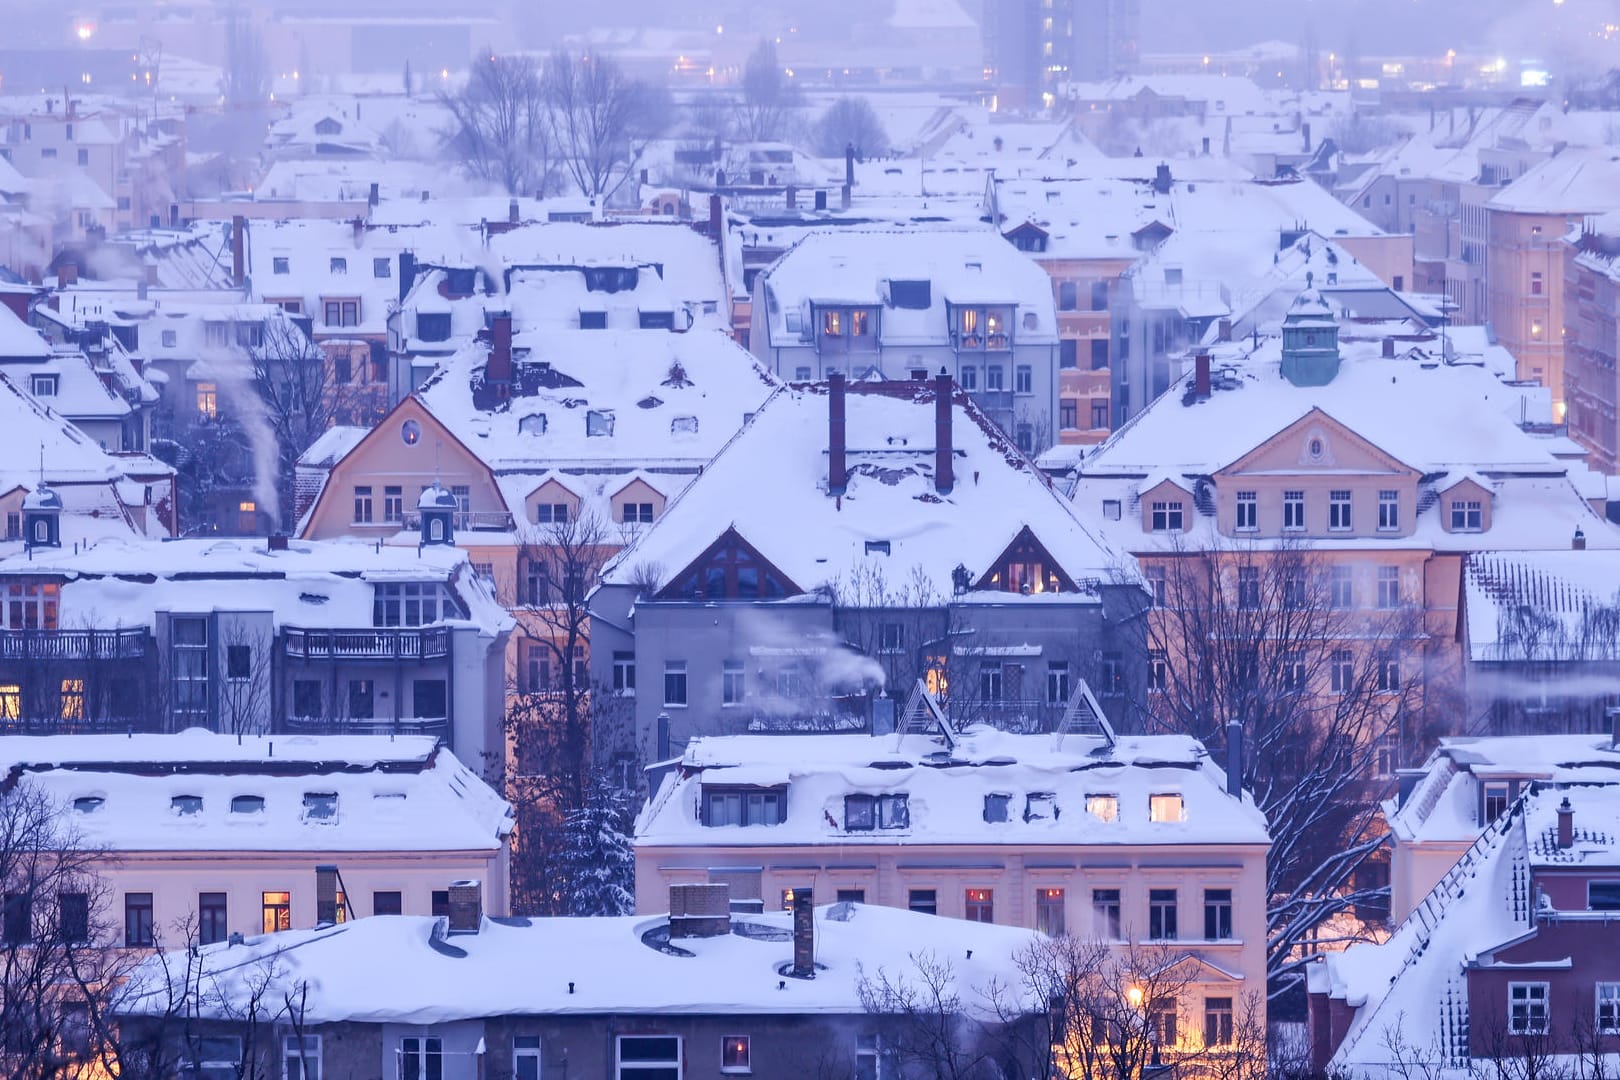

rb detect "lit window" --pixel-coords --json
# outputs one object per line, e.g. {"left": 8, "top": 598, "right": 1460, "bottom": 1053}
{"left": 237, "top": 500, "right": 256, "bottom": 533}
{"left": 965, "top": 888, "right": 994, "bottom": 923}
{"left": 721, "top": 1035, "right": 751, "bottom": 1074}
{"left": 1085, "top": 794, "right": 1118, "bottom": 822}
{"left": 196, "top": 382, "right": 217, "bottom": 419}
{"left": 59, "top": 678, "right": 84, "bottom": 720}
{"left": 1035, "top": 888, "right": 1065, "bottom": 936}
{"left": 262, "top": 891, "right": 291, "bottom": 934}
{"left": 1149, "top": 793, "right": 1184, "bottom": 822}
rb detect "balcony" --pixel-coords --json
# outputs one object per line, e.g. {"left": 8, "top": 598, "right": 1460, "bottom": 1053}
{"left": 281, "top": 626, "right": 450, "bottom": 661}
{"left": 280, "top": 714, "right": 449, "bottom": 739}
{"left": 402, "top": 510, "right": 514, "bottom": 532}
{"left": 0, "top": 628, "right": 150, "bottom": 662}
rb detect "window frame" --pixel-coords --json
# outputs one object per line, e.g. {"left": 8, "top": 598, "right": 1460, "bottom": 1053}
{"left": 1378, "top": 489, "right": 1400, "bottom": 531}
{"left": 124, "top": 892, "right": 154, "bottom": 947}
{"left": 1203, "top": 888, "right": 1233, "bottom": 940}
{"left": 283, "top": 1033, "right": 320, "bottom": 1080}
{"left": 616, "top": 1034, "right": 683, "bottom": 1079}
{"left": 1508, "top": 981, "right": 1550, "bottom": 1035}
{"left": 1283, "top": 490, "right": 1305, "bottom": 531}
{"left": 1149, "top": 888, "right": 1178, "bottom": 940}
{"left": 663, "top": 661, "right": 688, "bottom": 707}
{"left": 1234, "top": 490, "right": 1257, "bottom": 532}
{"left": 1597, "top": 982, "right": 1620, "bottom": 1035}
{"left": 513, "top": 1035, "right": 541, "bottom": 1080}
{"left": 720, "top": 1034, "right": 752, "bottom": 1074}
{"left": 1329, "top": 489, "right": 1352, "bottom": 531}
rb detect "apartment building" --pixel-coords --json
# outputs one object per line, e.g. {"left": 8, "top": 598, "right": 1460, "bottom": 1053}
{"left": 1564, "top": 212, "right": 1620, "bottom": 472}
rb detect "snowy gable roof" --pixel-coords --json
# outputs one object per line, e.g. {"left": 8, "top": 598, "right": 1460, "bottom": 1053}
{"left": 119, "top": 902, "right": 1040, "bottom": 1024}
{"left": 758, "top": 227, "right": 1058, "bottom": 346}
{"left": 0, "top": 537, "right": 511, "bottom": 634}
{"left": 2, "top": 732, "right": 510, "bottom": 854}
{"left": 636, "top": 727, "right": 1268, "bottom": 848}
{"left": 1486, "top": 147, "right": 1620, "bottom": 215}
{"left": 1463, "top": 551, "right": 1620, "bottom": 663}
{"left": 0, "top": 302, "right": 50, "bottom": 360}
{"left": 416, "top": 329, "right": 777, "bottom": 474}
{"left": 600, "top": 382, "right": 1131, "bottom": 599}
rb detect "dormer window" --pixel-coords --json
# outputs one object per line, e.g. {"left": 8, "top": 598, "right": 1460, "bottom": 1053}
{"left": 535, "top": 502, "right": 569, "bottom": 524}
{"left": 1150, "top": 501, "right": 1184, "bottom": 532}
{"left": 579, "top": 310, "right": 607, "bottom": 330}
{"left": 330, "top": 257, "right": 347, "bottom": 274}
{"left": 983, "top": 793, "right": 1011, "bottom": 823}
{"left": 1085, "top": 794, "right": 1119, "bottom": 822}
{"left": 231, "top": 795, "right": 265, "bottom": 815}
{"left": 1149, "top": 793, "right": 1185, "bottom": 822}
{"left": 620, "top": 502, "right": 653, "bottom": 524}
{"left": 1024, "top": 793, "right": 1057, "bottom": 821}
{"left": 519, "top": 413, "right": 547, "bottom": 435}
{"left": 864, "top": 540, "right": 891, "bottom": 556}
{"left": 890, "top": 280, "right": 931, "bottom": 309}
{"left": 586, "top": 410, "right": 615, "bottom": 437}
{"left": 301, "top": 792, "right": 338, "bottom": 822}
{"left": 845, "top": 793, "right": 909, "bottom": 831}
{"left": 171, "top": 795, "right": 203, "bottom": 816}
{"left": 816, "top": 306, "right": 878, "bottom": 352}
{"left": 29, "top": 374, "right": 57, "bottom": 397}
{"left": 702, "top": 786, "right": 786, "bottom": 827}
{"left": 639, "top": 311, "right": 676, "bottom": 330}
{"left": 1450, "top": 499, "right": 1483, "bottom": 531}
{"left": 1483, "top": 781, "right": 1510, "bottom": 823}
{"left": 416, "top": 313, "right": 451, "bottom": 341}
{"left": 372, "top": 582, "right": 444, "bottom": 627}
{"left": 953, "top": 306, "right": 1012, "bottom": 351}
{"left": 73, "top": 796, "right": 104, "bottom": 814}
{"left": 670, "top": 416, "right": 698, "bottom": 436}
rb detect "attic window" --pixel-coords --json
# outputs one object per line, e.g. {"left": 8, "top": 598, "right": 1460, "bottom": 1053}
{"left": 638, "top": 396, "right": 664, "bottom": 409}
{"left": 671, "top": 416, "right": 698, "bottom": 435}
{"left": 416, "top": 313, "right": 451, "bottom": 341}
{"left": 272, "top": 256, "right": 289, "bottom": 275}
{"left": 890, "top": 280, "right": 932, "bottom": 309}
{"left": 171, "top": 795, "right": 203, "bottom": 816}
{"left": 785, "top": 311, "right": 802, "bottom": 334}
{"left": 72, "top": 796, "right": 104, "bottom": 814}
{"left": 1103, "top": 500, "right": 1121, "bottom": 521}
{"left": 329, "top": 257, "right": 347, "bottom": 275}
{"left": 1149, "top": 793, "right": 1185, "bottom": 823}
{"left": 373, "top": 257, "right": 391, "bottom": 278}
{"left": 845, "top": 793, "right": 909, "bottom": 831}
{"left": 1086, "top": 794, "right": 1119, "bottom": 822}
{"left": 586, "top": 410, "right": 615, "bottom": 437}
{"left": 579, "top": 310, "right": 607, "bottom": 330}
{"left": 1024, "top": 793, "right": 1058, "bottom": 821}
{"left": 518, "top": 413, "right": 547, "bottom": 435}
{"left": 301, "top": 792, "right": 338, "bottom": 822}
{"left": 864, "top": 540, "right": 891, "bottom": 556}
{"left": 230, "top": 795, "right": 265, "bottom": 815}
{"left": 983, "top": 793, "right": 1011, "bottom": 823}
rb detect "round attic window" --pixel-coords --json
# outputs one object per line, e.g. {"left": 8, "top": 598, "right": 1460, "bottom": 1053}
{"left": 1308, "top": 437, "right": 1325, "bottom": 459}
{"left": 401, "top": 419, "right": 422, "bottom": 446}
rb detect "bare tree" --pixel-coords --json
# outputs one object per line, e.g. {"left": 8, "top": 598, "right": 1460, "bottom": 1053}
{"left": 216, "top": 624, "right": 274, "bottom": 736}
{"left": 1135, "top": 540, "right": 1430, "bottom": 996}
{"left": 736, "top": 40, "right": 803, "bottom": 143}
{"left": 440, "top": 50, "right": 558, "bottom": 196}
{"left": 857, "top": 949, "right": 1012, "bottom": 1080}
{"left": 250, "top": 315, "right": 360, "bottom": 530}
{"left": 544, "top": 49, "right": 671, "bottom": 202}
{"left": 812, "top": 96, "right": 891, "bottom": 158}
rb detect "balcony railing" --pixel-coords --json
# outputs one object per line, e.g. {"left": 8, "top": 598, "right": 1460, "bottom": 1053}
{"left": 402, "top": 511, "right": 514, "bottom": 532}
{"left": 280, "top": 714, "right": 449, "bottom": 739}
{"left": 0, "top": 628, "right": 150, "bottom": 662}
{"left": 281, "top": 626, "right": 451, "bottom": 661}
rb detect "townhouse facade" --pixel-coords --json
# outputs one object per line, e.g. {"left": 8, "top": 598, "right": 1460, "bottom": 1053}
{"left": 1564, "top": 212, "right": 1620, "bottom": 472}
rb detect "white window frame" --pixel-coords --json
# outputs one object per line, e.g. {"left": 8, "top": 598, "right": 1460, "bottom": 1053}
{"left": 1509, "top": 982, "right": 1549, "bottom": 1035}
{"left": 1234, "top": 490, "right": 1257, "bottom": 531}
{"left": 1149, "top": 793, "right": 1185, "bottom": 822}
{"left": 1378, "top": 489, "right": 1399, "bottom": 531}
{"left": 1329, "top": 489, "right": 1352, "bottom": 531}
{"left": 720, "top": 1034, "right": 752, "bottom": 1074}
{"left": 616, "top": 1034, "right": 683, "bottom": 1079}
{"left": 663, "top": 661, "right": 688, "bottom": 707}
{"left": 282, "top": 1034, "right": 320, "bottom": 1080}
{"left": 182, "top": 1035, "right": 243, "bottom": 1079}
{"left": 1597, "top": 983, "right": 1620, "bottom": 1035}
{"left": 1283, "top": 490, "right": 1305, "bottom": 531}
{"left": 721, "top": 660, "right": 745, "bottom": 706}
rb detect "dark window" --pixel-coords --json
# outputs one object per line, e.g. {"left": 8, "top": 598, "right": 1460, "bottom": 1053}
{"left": 703, "top": 788, "right": 786, "bottom": 827}
{"left": 348, "top": 680, "right": 374, "bottom": 719}
{"left": 226, "top": 644, "right": 251, "bottom": 679}
{"left": 1060, "top": 339, "right": 1078, "bottom": 369}
{"left": 983, "top": 793, "right": 1011, "bottom": 822}
{"left": 1204, "top": 997, "right": 1235, "bottom": 1046}
{"left": 1149, "top": 888, "right": 1178, "bottom": 939}
{"left": 293, "top": 680, "right": 321, "bottom": 718}
{"left": 1060, "top": 398, "right": 1078, "bottom": 429}
{"left": 1091, "top": 338, "right": 1109, "bottom": 369}
{"left": 890, "top": 280, "right": 931, "bottom": 309}
{"left": 58, "top": 892, "right": 89, "bottom": 942}
{"left": 199, "top": 893, "right": 227, "bottom": 944}
{"left": 638, "top": 310, "right": 676, "bottom": 330}
{"left": 1589, "top": 882, "right": 1620, "bottom": 911}
{"left": 402, "top": 1036, "right": 443, "bottom": 1080}
{"left": 125, "top": 893, "right": 153, "bottom": 947}
{"left": 2, "top": 893, "right": 30, "bottom": 944}
{"left": 431, "top": 891, "right": 450, "bottom": 918}
{"left": 836, "top": 889, "right": 866, "bottom": 904}
{"left": 1091, "top": 281, "right": 1109, "bottom": 310}
{"left": 1204, "top": 888, "right": 1233, "bottom": 939}
{"left": 578, "top": 310, "right": 607, "bottom": 330}
{"left": 373, "top": 891, "right": 403, "bottom": 916}
{"left": 412, "top": 680, "right": 447, "bottom": 719}
{"left": 908, "top": 889, "right": 937, "bottom": 915}
{"left": 416, "top": 312, "right": 451, "bottom": 341}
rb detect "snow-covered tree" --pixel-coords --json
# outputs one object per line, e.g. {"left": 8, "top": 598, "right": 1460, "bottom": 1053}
{"left": 812, "top": 97, "right": 890, "bottom": 158}
{"left": 555, "top": 777, "right": 635, "bottom": 917}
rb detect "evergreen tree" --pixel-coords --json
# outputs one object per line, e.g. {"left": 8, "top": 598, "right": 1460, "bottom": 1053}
{"left": 557, "top": 778, "right": 635, "bottom": 916}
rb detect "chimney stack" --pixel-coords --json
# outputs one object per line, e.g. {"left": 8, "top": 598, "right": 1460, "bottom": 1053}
{"left": 230, "top": 215, "right": 245, "bottom": 287}
{"left": 368, "top": 182, "right": 379, "bottom": 208}
{"left": 786, "top": 185, "right": 796, "bottom": 209}
{"left": 814, "top": 189, "right": 828, "bottom": 211}
{"left": 845, "top": 143, "right": 855, "bottom": 188}
{"left": 447, "top": 879, "right": 483, "bottom": 933}
{"left": 57, "top": 260, "right": 78, "bottom": 287}
{"left": 1574, "top": 528, "right": 1587, "bottom": 551}
{"left": 790, "top": 888, "right": 815, "bottom": 977}
{"left": 509, "top": 198, "right": 519, "bottom": 225}
{"left": 1194, "top": 352, "right": 1212, "bottom": 398}
{"left": 1153, "top": 163, "right": 1172, "bottom": 194}
{"left": 268, "top": 533, "right": 289, "bottom": 552}
{"left": 315, "top": 865, "right": 339, "bottom": 925}
{"left": 398, "top": 251, "right": 415, "bottom": 305}
{"left": 669, "top": 882, "right": 730, "bottom": 939}
{"left": 1382, "top": 336, "right": 1396, "bottom": 358}
{"left": 1302, "top": 121, "right": 1312, "bottom": 153}
{"left": 841, "top": 184, "right": 851, "bottom": 211}
{"left": 488, "top": 314, "right": 514, "bottom": 399}
{"left": 708, "top": 194, "right": 722, "bottom": 237}
{"left": 1225, "top": 720, "right": 1244, "bottom": 797}
{"left": 828, "top": 371, "right": 848, "bottom": 495}
{"left": 934, "top": 372, "right": 954, "bottom": 494}
{"left": 1557, "top": 797, "right": 1574, "bottom": 849}
{"left": 1217, "top": 319, "right": 1232, "bottom": 342}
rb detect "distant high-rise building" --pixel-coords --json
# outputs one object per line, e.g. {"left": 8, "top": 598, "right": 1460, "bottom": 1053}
{"left": 983, "top": 0, "right": 1139, "bottom": 108}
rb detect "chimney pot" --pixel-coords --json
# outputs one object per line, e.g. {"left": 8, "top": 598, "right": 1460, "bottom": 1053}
{"left": 1195, "top": 352, "right": 1212, "bottom": 398}
{"left": 934, "top": 374, "right": 954, "bottom": 493}
{"left": 828, "top": 372, "right": 848, "bottom": 495}
{"left": 1557, "top": 797, "right": 1574, "bottom": 849}
{"left": 1574, "top": 528, "right": 1587, "bottom": 551}
{"left": 447, "top": 879, "right": 483, "bottom": 933}
{"left": 268, "top": 533, "right": 289, "bottom": 552}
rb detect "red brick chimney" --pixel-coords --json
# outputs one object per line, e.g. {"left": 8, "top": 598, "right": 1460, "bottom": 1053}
{"left": 790, "top": 888, "right": 815, "bottom": 977}
{"left": 230, "top": 215, "right": 245, "bottom": 287}
{"left": 1195, "top": 352, "right": 1211, "bottom": 398}
{"left": 1557, "top": 797, "right": 1573, "bottom": 849}
{"left": 934, "top": 372, "right": 954, "bottom": 494}
{"left": 669, "top": 882, "right": 730, "bottom": 939}
{"left": 57, "top": 261, "right": 78, "bottom": 287}
{"left": 489, "top": 314, "right": 513, "bottom": 388}
{"left": 828, "top": 371, "right": 847, "bottom": 495}
{"left": 447, "top": 879, "right": 483, "bottom": 934}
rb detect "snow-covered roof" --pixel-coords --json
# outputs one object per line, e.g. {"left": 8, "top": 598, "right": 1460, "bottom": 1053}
{"left": 1, "top": 732, "right": 510, "bottom": 854}
{"left": 637, "top": 726, "right": 1268, "bottom": 848}
{"left": 757, "top": 228, "right": 1058, "bottom": 348}
{"left": 599, "top": 381, "right": 1130, "bottom": 599}
{"left": 1385, "top": 734, "right": 1620, "bottom": 846}
{"left": 118, "top": 902, "right": 1040, "bottom": 1024}
{"left": 0, "top": 536, "right": 511, "bottom": 634}
{"left": 1074, "top": 329, "right": 1620, "bottom": 555}
{"left": 1463, "top": 551, "right": 1620, "bottom": 663}
{"left": 1486, "top": 147, "right": 1620, "bottom": 215}
{"left": 0, "top": 302, "right": 50, "bottom": 360}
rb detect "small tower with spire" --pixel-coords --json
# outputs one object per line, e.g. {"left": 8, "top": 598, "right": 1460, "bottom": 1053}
{"left": 22, "top": 448, "right": 61, "bottom": 550}
{"left": 418, "top": 484, "right": 458, "bottom": 546}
